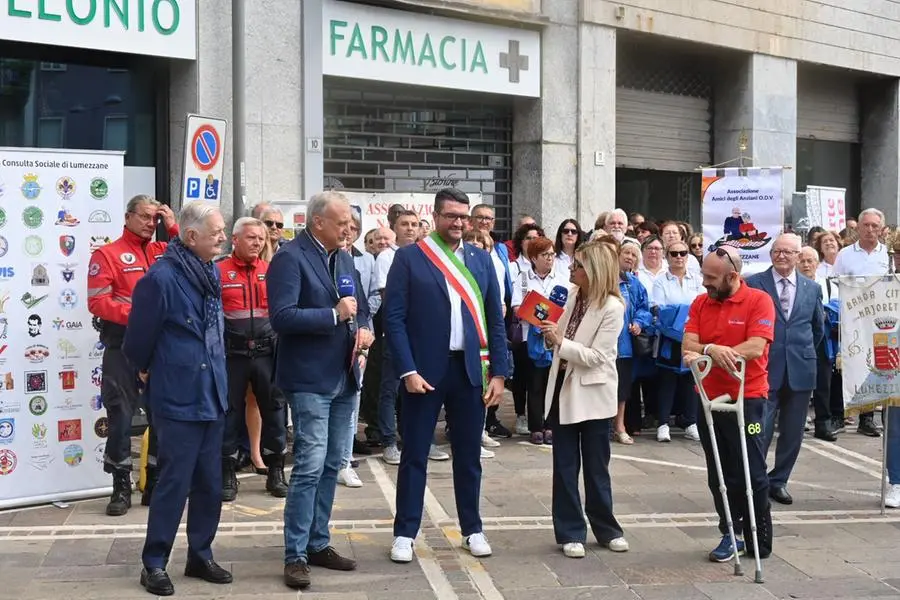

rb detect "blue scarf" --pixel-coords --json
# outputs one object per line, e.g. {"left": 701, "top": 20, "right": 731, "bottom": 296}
{"left": 165, "top": 237, "right": 221, "bottom": 330}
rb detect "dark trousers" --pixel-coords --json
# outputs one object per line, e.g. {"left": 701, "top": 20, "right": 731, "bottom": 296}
{"left": 223, "top": 354, "right": 287, "bottom": 457}
{"left": 527, "top": 365, "right": 551, "bottom": 432}
{"left": 549, "top": 374, "right": 623, "bottom": 544}
{"left": 378, "top": 338, "right": 401, "bottom": 447}
{"left": 830, "top": 370, "right": 844, "bottom": 421}
{"left": 359, "top": 334, "right": 384, "bottom": 442}
{"left": 510, "top": 342, "right": 531, "bottom": 416}
{"left": 102, "top": 346, "right": 157, "bottom": 473}
{"left": 811, "top": 346, "right": 832, "bottom": 427}
{"left": 394, "top": 354, "right": 484, "bottom": 538}
{"left": 142, "top": 414, "right": 225, "bottom": 569}
{"left": 631, "top": 372, "right": 657, "bottom": 425}
{"left": 657, "top": 369, "right": 698, "bottom": 427}
{"left": 763, "top": 387, "right": 812, "bottom": 488}
{"left": 697, "top": 397, "right": 772, "bottom": 558}
{"left": 616, "top": 358, "right": 641, "bottom": 434}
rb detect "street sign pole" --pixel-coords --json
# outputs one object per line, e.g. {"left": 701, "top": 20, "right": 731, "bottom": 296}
{"left": 232, "top": 0, "right": 247, "bottom": 222}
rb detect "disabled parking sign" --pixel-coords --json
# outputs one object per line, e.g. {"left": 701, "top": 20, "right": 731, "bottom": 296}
{"left": 181, "top": 114, "right": 227, "bottom": 206}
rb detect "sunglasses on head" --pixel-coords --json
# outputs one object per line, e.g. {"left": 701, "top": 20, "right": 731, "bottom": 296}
{"left": 714, "top": 247, "right": 739, "bottom": 271}
{"left": 264, "top": 220, "right": 284, "bottom": 229}
{"left": 668, "top": 250, "right": 689, "bottom": 257}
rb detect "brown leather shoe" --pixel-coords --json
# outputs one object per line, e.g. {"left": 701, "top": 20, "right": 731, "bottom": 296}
{"left": 307, "top": 546, "right": 357, "bottom": 571}
{"left": 283, "top": 561, "right": 310, "bottom": 589}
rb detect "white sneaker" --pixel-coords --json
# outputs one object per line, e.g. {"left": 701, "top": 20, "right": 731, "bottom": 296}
{"left": 480, "top": 446, "right": 495, "bottom": 459}
{"left": 885, "top": 484, "right": 900, "bottom": 509}
{"left": 515, "top": 415, "right": 529, "bottom": 435}
{"left": 428, "top": 444, "right": 450, "bottom": 461}
{"left": 562, "top": 542, "right": 585, "bottom": 558}
{"left": 607, "top": 537, "right": 629, "bottom": 552}
{"left": 481, "top": 430, "right": 501, "bottom": 448}
{"left": 383, "top": 444, "right": 401, "bottom": 465}
{"left": 337, "top": 467, "right": 363, "bottom": 488}
{"left": 463, "top": 532, "right": 492, "bottom": 557}
{"left": 390, "top": 536, "right": 414, "bottom": 563}
{"left": 684, "top": 424, "right": 701, "bottom": 441}
{"left": 657, "top": 424, "right": 671, "bottom": 442}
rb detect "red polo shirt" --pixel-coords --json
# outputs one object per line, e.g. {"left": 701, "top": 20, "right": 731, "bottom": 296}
{"left": 684, "top": 282, "right": 775, "bottom": 400}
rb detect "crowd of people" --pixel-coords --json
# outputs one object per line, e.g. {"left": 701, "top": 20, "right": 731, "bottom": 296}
{"left": 85, "top": 192, "right": 899, "bottom": 595}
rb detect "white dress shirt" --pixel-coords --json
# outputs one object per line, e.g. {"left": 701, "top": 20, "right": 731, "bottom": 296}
{"left": 556, "top": 251, "right": 573, "bottom": 271}
{"left": 490, "top": 247, "right": 508, "bottom": 304}
{"left": 509, "top": 254, "right": 530, "bottom": 281}
{"left": 637, "top": 264, "right": 665, "bottom": 297}
{"left": 816, "top": 260, "right": 836, "bottom": 280}
{"left": 510, "top": 262, "right": 572, "bottom": 341}
{"left": 772, "top": 269, "right": 797, "bottom": 317}
{"left": 374, "top": 245, "right": 398, "bottom": 290}
{"left": 448, "top": 243, "right": 466, "bottom": 351}
{"left": 651, "top": 269, "right": 704, "bottom": 307}
{"left": 832, "top": 242, "right": 889, "bottom": 277}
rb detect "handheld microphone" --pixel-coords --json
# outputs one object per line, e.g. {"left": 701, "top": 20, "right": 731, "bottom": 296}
{"left": 337, "top": 275, "right": 356, "bottom": 327}
{"left": 549, "top": 285, "right": 569, "bottom": 307}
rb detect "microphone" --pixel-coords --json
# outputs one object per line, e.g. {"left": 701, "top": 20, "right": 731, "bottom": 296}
{"left": 549, "top": 285, "right": 569, "bottom": 307}
{"left": 337, "top": 274, "right": 356, "bottom": 328}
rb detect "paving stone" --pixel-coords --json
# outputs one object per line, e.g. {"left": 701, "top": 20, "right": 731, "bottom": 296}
{"left": 763, "top": 577, "right": 900, "bottom": 598}
{"left": 631, "top": 584, "right": 711, "bottom": 600}
{"left": 42, "top": 539, "right": 113, "bottom": 567}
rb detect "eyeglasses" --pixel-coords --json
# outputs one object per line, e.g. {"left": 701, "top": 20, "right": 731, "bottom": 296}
{"left": 714, "top": 247, "right": 739, "bottom": 271}
{"left": 264, "top": 220, "right": 284, "bottom": 230}
{"left": 440, "top": 213, "right": 468, "bottom": 223}
{"left": 771, "top": 249, "right": 799, "bottom": 256}
{"left": 645, "top": 246, "right": 663, "bottom": 252}
{"left": 538, "top": 251, "right": 556, "bottom": 259}
{"left": 562, "top": 228, "right": 578, "bottom": 235}
{"left": 473, "top": 215, "right": 495, "bottom": 222}
{"left": 668, "top": 250, "right": 689, "bottom": 258}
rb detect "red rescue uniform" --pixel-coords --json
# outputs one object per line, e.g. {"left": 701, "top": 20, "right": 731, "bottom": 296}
{"left": 217, "top": 254, "right": 274, "bottom": 345}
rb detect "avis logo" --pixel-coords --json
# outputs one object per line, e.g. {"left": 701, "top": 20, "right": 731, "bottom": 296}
{"left": 0, "top": 267, "right": 13, "bottom": 279}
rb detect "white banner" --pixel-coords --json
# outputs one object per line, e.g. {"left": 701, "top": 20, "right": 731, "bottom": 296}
{"left": 0, "top": 147, "right": 124, "bottom": 508}
{"left": 806, "top": 185, "right": 847, "bottom": 232}
{"left": 701, "top": 167, "right": 783, "bottom": 275}
{"left": 839, "top": 275, "right": 900, "bottom": 414}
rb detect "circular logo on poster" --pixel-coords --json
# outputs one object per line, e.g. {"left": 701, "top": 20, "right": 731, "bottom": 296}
{"left": 56, "top": 176, "right": 76, "bottom": 200}
{"left": 94, "top": 442, "right": 105, "bottom": 464}
{"left": 89, "top": 178, "right": 108, "bottom": 200}
{"left": 22, "top": 206, "right": 43, "bottom": 228}
{"left": 23, "top": 235, "right": 43, "bottom": 257}
{"left": 90, "top": 394, "right": 103, "bottom": 411}
{"left": 28, "top": 395, "right": 48, "bottom": 416}
{"left": 0, "top": 448, "right": 16, "bottom": 475}
{"left": 0, "top": 236, "right": 7, "bottom": 258}
{"left": 63, "top": 444, "right": 83, "bottom": 466}
{"left": 0, "top": 207, "right": 6, "bottom": 228}
{"left": 93, "top": 417, "right": 109, "bottom": 438}
{"left": 20, "top": 173, "right": 41, "bottom": 200}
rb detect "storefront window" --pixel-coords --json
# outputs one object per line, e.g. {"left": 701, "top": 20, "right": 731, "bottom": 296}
{"left": 0, "top": 58, "right": 156, "bottom": 166}
{"left": 796, "top": 138, "right": 861, "bottom": 221}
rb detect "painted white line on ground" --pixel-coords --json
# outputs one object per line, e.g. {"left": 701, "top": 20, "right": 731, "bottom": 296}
{"left": 423, "top": 486, "right": 451, "bottom": 524}
{"left": 802, "top": 442, "right": 883, "bottom": 479}
{"left": 610, "top": 453, "right": 706, "bottom": 471}
{"left": 807, "top": 438, "right": 883, "bottom": 467}
{"left": 790, "top": 480, "right": 880, "bottom": 498}
{"left": 367, "top": 457, "right": 458, "bottom": 600}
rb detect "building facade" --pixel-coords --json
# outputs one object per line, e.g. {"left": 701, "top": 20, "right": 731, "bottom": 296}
{"left": 2, "top": 0, "right": 899, "bottom": 238}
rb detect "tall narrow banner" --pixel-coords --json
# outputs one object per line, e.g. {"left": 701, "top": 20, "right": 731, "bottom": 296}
{"left": 805, "top": 185, "right": 846, "bottom": 232}
{"left": 839, "top": 275, "right": 900, "bottom": 414}
{"left": 701, "top": 167, "right": 783, "bottom": 275}
{"left": 0, "top": 147, "right": 124, "bottom": 509}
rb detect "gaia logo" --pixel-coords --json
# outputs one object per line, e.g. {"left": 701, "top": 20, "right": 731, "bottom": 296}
{"left": 89, "top": 178, "right": 108, "bottom": 200}
{"left": 20, "top": 173, "right": 41, "bottom": 200}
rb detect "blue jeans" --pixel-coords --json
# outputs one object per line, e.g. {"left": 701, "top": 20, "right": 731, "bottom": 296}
{"left": 283, "top": 374, "right": 356, "bottom": 565}
{"left": 341, "top": 391, "right": 361, "bottom": 469}
{"left": 378, "top": 340, "right": 400, "bottom": 446}
{"left": 888, "top": 407, "right": 900, "bottom": 484}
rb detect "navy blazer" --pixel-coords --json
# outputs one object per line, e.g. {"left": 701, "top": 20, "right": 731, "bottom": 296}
{"left": 384, "top": 241, "right": 510, "bottom": 389}
{"left": 122, "top": 254, "right": 228, "bottom": 421}
{"left": 267, "top": 230, "right": 369, "bottom": 395}
{"left": 745, "top": 267, "right": 824, "bottom": 392}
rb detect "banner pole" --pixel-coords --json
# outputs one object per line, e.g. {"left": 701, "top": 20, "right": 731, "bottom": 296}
{"left": 882, "top": 406, "right": 890, "bottom": 516}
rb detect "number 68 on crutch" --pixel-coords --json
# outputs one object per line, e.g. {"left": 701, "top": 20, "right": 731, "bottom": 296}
{"left": 689, "top": 355, "right": 764, "bottom": 584}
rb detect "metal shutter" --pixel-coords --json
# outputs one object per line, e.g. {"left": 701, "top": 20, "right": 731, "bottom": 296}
{"left": 797, "top": 71, "right": 859, "bottom": 143}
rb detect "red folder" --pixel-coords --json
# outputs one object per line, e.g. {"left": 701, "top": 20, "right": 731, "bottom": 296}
{"left": 516, "top": 290, "right": 564, "bottom": 327}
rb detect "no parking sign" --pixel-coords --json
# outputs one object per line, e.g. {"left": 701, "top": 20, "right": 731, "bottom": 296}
{"left": 181, "top": 114, "right": 228, "bottom": 206}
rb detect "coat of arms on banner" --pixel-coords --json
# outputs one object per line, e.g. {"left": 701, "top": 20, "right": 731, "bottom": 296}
{"left": 870, "top": 317, "right": 900, "bottom": 374}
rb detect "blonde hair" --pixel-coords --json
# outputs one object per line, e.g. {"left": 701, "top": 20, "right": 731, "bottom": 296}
{"left": 576, "top": 240, "right": 623, "bottom": 308}
{"left": 463, "top": 229, "right": 493, "bottom": 250}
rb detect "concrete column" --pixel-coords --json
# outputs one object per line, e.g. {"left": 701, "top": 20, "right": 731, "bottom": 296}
{"left": 576, "top": 23, "right": 616, "bottom": 228}
{"left": 861, "top": 79, "right": 900, "bottom": 224}
{"left": 714, "top": 53, "right": 797, "bottom": 204}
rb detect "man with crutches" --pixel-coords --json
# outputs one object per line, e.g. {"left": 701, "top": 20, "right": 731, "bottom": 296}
{"left": 682, "top": 246, "right": 775, "bottom": 573}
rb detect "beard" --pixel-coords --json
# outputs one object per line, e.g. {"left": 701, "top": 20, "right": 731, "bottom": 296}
{"left": 611, "top": 231, "right": 625, "bottom": 242}
{"left": 706, "top": 283, "right": 733, "bottom": 300}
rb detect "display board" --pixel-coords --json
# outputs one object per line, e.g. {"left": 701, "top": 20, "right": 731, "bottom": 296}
{"left": 701, "top": 167, "right": 783, "bottom": 276}
{"left": 0, "top": 147, "right": 124, "bottom": 509}
{"left": 806, "top": 185, "right": 847, "bottom": 232}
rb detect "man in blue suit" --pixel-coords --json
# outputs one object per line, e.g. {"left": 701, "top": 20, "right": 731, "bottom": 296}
{"left": 267, "top": 191, "right": 373, "bottom": 590}
{"left": 746, "top": 233, "right": 824, "bottom": 506}
{"left": 385, "top": 188, "right": 510, "bottom": 563}
{"left": 123, "top": 202, "right": 233, "bottom": 596}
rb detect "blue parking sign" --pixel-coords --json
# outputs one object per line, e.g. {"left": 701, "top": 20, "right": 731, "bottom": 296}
{"left": 186, "top": 177, "right": 201, "bottom": 198}
{"left": 204, "top": 178, "right": 220, "bottom": 201}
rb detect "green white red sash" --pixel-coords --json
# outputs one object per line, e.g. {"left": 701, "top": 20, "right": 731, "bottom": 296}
{"left": 418, "top": 232, "right": 491, "bottom": 388}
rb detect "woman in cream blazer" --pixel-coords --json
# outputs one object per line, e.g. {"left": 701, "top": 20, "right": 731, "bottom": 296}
{"left": 539, "top": 239, "right": 629, "bottom": 559}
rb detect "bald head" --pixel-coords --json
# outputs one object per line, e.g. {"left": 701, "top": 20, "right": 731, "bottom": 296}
{"left": 702, "top": 245, "right": 742, "bottom": 300}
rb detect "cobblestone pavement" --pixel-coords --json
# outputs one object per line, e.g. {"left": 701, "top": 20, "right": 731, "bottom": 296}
{"left": 2, "top": 410, "right": 900, "bottom": 599}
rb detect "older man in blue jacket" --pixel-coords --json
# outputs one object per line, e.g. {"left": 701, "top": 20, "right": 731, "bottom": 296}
{"left": 123, "top": 202, "right": 232, "bottom": 597}
{"left": 268, "top": 191, "right": 373, "bottom": 590}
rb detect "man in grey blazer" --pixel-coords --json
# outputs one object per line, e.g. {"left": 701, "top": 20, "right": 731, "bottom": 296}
{"left": 746, "top": 233, "right": 824, "bottom": 505}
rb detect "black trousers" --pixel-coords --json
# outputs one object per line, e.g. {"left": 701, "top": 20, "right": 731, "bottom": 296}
{"left": 616, "top": 358, "right": 642, "bottom": 434}
{"left": 223, "top": 354, "right": 287, "bottom": 457}
{"left": 359, "top": 334, "right": 385, "bottom": 442}
{"left": 811, "top": 344, "right": 832, "bottom": 427}
{"left": 510, "top": 342, "right": 531, "bottom": 416}
{"left": 697, "top": 397, "right": 772, "bottom": 558}
{"left": 527, "top": 365, "right": 551, "bottom": 433}
{"left": 102, "top": 346, "right": 157, "bottom": 473}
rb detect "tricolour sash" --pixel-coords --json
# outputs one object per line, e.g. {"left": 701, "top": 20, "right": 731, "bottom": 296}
{"left": 418, "top": 232, "right": 491, "bottom": 388}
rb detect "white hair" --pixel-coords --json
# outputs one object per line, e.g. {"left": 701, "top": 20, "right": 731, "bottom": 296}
{"left": 126, "top": 194, "right": 161, "bottom": 214}
{"left": 859, "top": 207, "right": 885, "bottom": 225}
{"left": 232, "top": 217, "right": 265, "bottom": 236}
{"left": 307, "top": 190, "right": 349, "bottom": 220}
{"left": 605, "top": 208, "right": 628, "bottom": 226}
{"left": 800, "top": 246, "right": 819, "bottom": 261}
{"left": 179, "top": 201, "right": 221, "bottom": 241}
{"left": 776, "top": 232, "right": 803, "bottom": 250}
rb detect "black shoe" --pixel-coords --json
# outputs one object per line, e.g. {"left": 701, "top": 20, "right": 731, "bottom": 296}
{"left": 106, "top": 470, "right": 132, "bottom": 516}
{"left": 284, "top": 561, "right": 311, "bottom": 589}
{"left": 769, "top": 486, "right": 793, "bottom": 505}
{"left": 814, "top": 427, "right": 838, "bottom": 442}
{"left": 353, "top": 438, "right": 373, "bottom": 456}
{"left": 184, "top": 558, "right": 233, "bottom": 584}
{"left": 350, "top": 459, "right": 360, "bottom": 469}
{"left": 264, "top": 454, "right": 288, "bottom": 498}
{"left": 141, "top": 466, "right": 158, "bottom": 507}
{"left": 485, "top": 422, "right": 512, "bottom": 439}
{"left": 858, "top": 418, "right": 881, "bottom": 437}
{"left": 307, "top": 546, "right": 357, "bottom": 571}
{"left": 832, "top": 417, "right": 846, "bottom": 434}
{"left": 222, "top": 457, "right": 239, "bottom": 502}
{"left": 236, "top": 449, "right": 251, "bottom": 470}
{"left": 140, "top": 567, "right": 174, "bottom": 596}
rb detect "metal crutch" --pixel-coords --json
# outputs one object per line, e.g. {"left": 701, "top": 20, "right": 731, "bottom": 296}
{"left": 690, "top": 355, "right": 764, "bottom": 584}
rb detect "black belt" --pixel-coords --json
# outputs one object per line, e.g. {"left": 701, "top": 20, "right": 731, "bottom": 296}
{"left": 226, "top": 337, "right": 275, "bottom": 353}
{"left": 449, "top": 350, "right": 465, "bottom": 358}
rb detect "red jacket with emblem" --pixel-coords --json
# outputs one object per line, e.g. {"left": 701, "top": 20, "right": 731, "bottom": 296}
{"left": 87, "top": 225, "right": 179, "bottom": 330}
{"left": 216, "top": 254, "right": 274, "bottom": 345}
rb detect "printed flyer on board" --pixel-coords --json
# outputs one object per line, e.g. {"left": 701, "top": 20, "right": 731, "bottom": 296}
{"left": 0, "top": 147, "right": 124, "bottom": 509}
